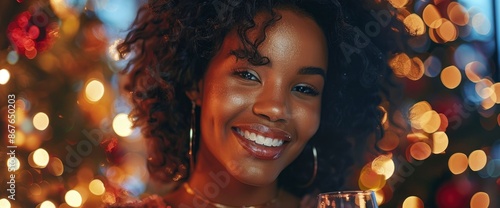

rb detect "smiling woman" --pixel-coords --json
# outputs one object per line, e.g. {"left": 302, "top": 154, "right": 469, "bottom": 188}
{"left": 113, "top": 0, "right": 401, "bottom": 207}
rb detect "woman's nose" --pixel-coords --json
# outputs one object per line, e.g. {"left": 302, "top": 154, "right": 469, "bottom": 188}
{"left": 252, "top": 86, "right": 290, "bottom": 123}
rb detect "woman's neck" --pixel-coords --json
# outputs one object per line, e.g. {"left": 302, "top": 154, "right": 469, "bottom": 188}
{"left": 186, "top": 145, "right": 279, "bottom": 207}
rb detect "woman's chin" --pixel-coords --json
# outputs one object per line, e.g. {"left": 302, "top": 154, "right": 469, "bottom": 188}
{"left": 228, "top": 165, "right": 280, "bottom": 187}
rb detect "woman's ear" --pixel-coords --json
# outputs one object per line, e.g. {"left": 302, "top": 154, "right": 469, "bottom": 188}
{"left": 185, "top": 80, "right": 203, "bottom": 106}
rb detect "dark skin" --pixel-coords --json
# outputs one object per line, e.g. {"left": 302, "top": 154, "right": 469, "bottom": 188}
{"left": 165, "top": 8, "right": 327, "bottom": 207}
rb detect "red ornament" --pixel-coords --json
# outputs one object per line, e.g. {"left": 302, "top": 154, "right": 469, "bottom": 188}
{"left": 7, "top": 8, "right": 59, "bottom": 59}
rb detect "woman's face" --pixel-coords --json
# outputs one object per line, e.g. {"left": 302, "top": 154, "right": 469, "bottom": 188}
{"left": 197, "top": 9, "right": 328, "bottom": 186}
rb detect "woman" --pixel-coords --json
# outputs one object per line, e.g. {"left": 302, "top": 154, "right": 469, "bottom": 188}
{"left": 115, "top": 0, "right": 399, "bottom": 207}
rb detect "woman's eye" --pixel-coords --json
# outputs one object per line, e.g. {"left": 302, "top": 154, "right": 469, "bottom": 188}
{"left": 293, "top": 85, "right": 320, "bottom": 96}
{"left": 234, "top": 70, "right": 259, "bottom": 81}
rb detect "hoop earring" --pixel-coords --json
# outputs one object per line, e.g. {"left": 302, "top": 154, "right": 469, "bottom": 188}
{"left": 188, "top": 101, "right": 196, "bottom": 174}
{"left": 298, "top": 145, "right": 318, "bottom": 188}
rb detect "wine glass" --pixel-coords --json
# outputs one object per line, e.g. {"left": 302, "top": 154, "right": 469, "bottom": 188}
{"left": 317, "top": 190, "right": 378, "bottom": 208}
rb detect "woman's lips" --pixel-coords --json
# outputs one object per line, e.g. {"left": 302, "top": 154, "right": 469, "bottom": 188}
{"left": 231, "top": 124, "right": 291, "bottom": 160}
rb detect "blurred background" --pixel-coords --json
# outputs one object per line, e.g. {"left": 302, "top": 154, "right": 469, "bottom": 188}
{"left": 0, "top": 0, "right": 499, "bottom": 207}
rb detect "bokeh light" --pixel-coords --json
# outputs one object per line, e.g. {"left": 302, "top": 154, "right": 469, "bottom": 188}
{"left": 465, "top": 61, "right": 487, "bottom": 83}
{"left": 423, "top": 4, "right": 441, "bottom": 28}
{"left": 7, "top": 157, "right": 20, "bottom": 171}
{"left": 33, "top": 112, "right": 50, "bottom": 131}
{"left": 440, "top": 66, "right": 461, "bottom": 89}
{"left": 410, "top": 142, "right": 431, "bottom": 160}
{"left": 40, "top": 200, "right": 56, "bottom": 208}
{"left": 371, "top": 154, "right": 395, "bottom": 180}
{"left": 388, "top": 0, "right": 409, "bottom": 8}
{"left": 30, "top": 148, "right": 50, "bottom": 168}
{"left": 471, "top": 13, "right": 491, "bottom": 35}
{"left": 404, "top": 14, "right": 426, "bottom": 36}
{"left": 47, "top": 157, "right": 64, "bottom": 176}
{"left": 436, "top": 20, "right": 458, "bottom": 42}
{"left": 0, "top": 68, "right": 10, "bottom": 85}
{"left": 402, "top": 196, "right": 424, "bottom": 208}
{"left": 112, "top": 113, "right": 133, "bottom": 137}
{"left": 85, "top": 80, "right": 105, "bottom": 102}
{"left": 469, "top": 150, "right": 487, "bottom": 171}
{"left": 447, "top": 2, "right": 469, "bottom": 26}
{"left": 0, "top": 198, "right": 10, "bottom": 208}
{"left": 432, "top": 131, "right": 448, "bottom": 154}
{"left": 470, "top": 192, "right": 490, "bottom": 208}
{"left": 65, "top": 190, "right": 83, "bottom": 207}
{"left": 421, "top": 110, "right": 441, "bottom": 133}
{"left": 89, "top": 179, "right": 106, "bottom": 195}
{"left": 449, "top": 153, "right": 468, "bottom": 175}
{"left": 359, "top": 164, "right": 386, "bottom": 190}
{"left": 389, "top": 53, "right": 411, "bottom": 78}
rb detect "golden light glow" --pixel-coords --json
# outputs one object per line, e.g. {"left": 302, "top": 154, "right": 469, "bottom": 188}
{"left": 469, "top": 150, "right": 487, "bottom": 171}
{"left": 407, "top": 57, "right": 425, "bottom": 81}
{"left": 33, "top": 112, "right": 50, "bottom": 131}
{"left": 465, "top": 62, "right": 485, "bottom": 83}
{"left": 441, "top": 66, "right": 461, "bottom": 89}
{"left": 6, "top": 157, "right": 20, "bottom": 171}
{"left": 40, "top": 200, "right": 56, "bottom": 208}
{"left": 371, "top": 154, "right": 395, "bottom": 180}
{"left": 423, "top": 5, "right": 442, "bottom": 28}
{"left": 374, "top": 189, "right": 384, "bottom": 205}
{"left": 378, "top": 130, "right": 400, "bottom": 151}
{"left": 31, "top": 148, "right": 50, "bottom": 168}
{"left": 89, "top": 179, "right": 106, "bottom": 195}
{"left": 472, "top": 13, "right": 491, "bottom": 35}
{"left": 388, "top": 0, "right": 409, "bottom": 8}
{"left": 410, "top": 142, "right": 431, "bottom": 160}
{"left": 85, "top": 80, "right": 105, "bottom": 102}
{"left": 65, "top": 190, "right": 83, "bottom": 208}
{"left": 359, "top": 164, "right": 386, "bottom": 190}
{"left": 112, "top": 113, "right": 133, "bottom": 137}
{"left": 447, "top": 2, "right": 469, "bottom": 26}
{"left": 449, "top": 153, "right": 468, "bottom": 175}
{"left": 0, "top": 69, "right": 10, "bottom": 85}
{"left": 476, "top": 79, "right": 494, "bottom": 99}
{"left": 437, "top": 20, "right": 458, "bottom": 42}
{"left": 402, "top": 196, "right": 424, "bottom": 208}
{"left": 0, "top": 198, "right": 10, "bottom": 208}
{"left": 421, "top": 110, "right": 441, "bottom": 133}
{"left": 470, "top": 192, "right": 490, "bottom": 208}
{"left": 62, "top": 15, "right": 80, "bottom": 38}
{"left": 48, "top": 157, "right": 64, "bottom": 176}
{"left": 481, "top": 95, "right": 496, "bottom": 110}
{"left": 432, "top": 131, "right": 448, "bottom": 154}
{"left": 409, "top": 101, "right": 432, "bottom": 129}
{"left": 404, "top": 14, "right": 426, "bottom": 36}
{"left": 491, "top": 83, "right": 500, "bottom": 104}
{"left": 389, "top": 53, "right": 411, "bottom": 78}
{"left": 407, "top": 133, "right": 429, "bottom": 143}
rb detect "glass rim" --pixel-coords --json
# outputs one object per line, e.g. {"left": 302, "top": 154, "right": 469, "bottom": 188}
{"left": 317, "top": 190, "right": 374, "bottom": 197}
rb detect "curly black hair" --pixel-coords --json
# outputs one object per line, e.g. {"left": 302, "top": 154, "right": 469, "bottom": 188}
{"left": 118, "top": 0, "right": 401, "bottom": 197}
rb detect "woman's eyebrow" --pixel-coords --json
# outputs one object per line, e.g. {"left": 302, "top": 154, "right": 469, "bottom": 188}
{"left": 298, "top": 67, "right": 326, "bottom": 78}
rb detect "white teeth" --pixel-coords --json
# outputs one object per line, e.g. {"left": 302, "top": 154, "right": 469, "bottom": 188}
{"left": 237, "top": 129, "right": 285, "bottom": 147}
{"left": 256, "top": 135, "right": 265, "bottom": 145}
{"left": 250, "top": 132, "right": 257, "bottom": 141}
{"left": 264, "top": 137, "right": 272, "bottom": 146}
